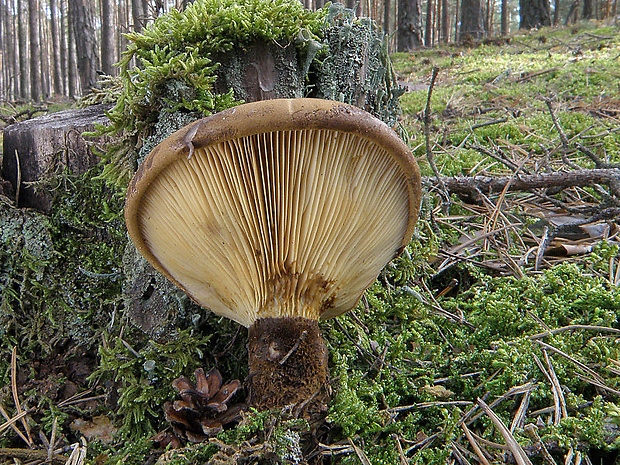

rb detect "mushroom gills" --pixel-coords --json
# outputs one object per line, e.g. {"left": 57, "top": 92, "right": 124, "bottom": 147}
{"left": 138, "top": 129, "right": 411, "bottom": 327}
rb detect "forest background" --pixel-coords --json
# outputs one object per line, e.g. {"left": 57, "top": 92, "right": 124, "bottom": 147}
{"left": 0, "top": 0, "right": 612, "bottom": 102}
{"left": 1, "top": 0, "right": 620, "bottom": 464}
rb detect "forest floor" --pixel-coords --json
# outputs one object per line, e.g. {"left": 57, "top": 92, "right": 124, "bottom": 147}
{"left": 1, "top": 18, "right": 620, "bottom": 465}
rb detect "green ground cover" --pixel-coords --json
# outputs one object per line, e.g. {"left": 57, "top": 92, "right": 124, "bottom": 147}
{"left": 1, "top": 7, "right": 620, "bottom": 465}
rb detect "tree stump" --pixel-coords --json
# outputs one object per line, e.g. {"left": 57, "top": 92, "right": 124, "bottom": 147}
{"left": 1, "top": 104, "right": 111, "bottom": 211}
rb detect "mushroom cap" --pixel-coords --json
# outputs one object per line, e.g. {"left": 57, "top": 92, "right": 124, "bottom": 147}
{"left": 125, "top": 98, "right": 421, "bottom": 328}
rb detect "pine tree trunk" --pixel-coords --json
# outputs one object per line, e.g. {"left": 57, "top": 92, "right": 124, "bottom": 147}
{"left": 101, "top": 0, "right": 115, "bottom": 75}
{"left": 383, "top": 0, "right": 391, "bottom": 33}
{"left": 11, "top": 2, "right": 19, "bottom": 98}
{"left": 425, "top": 0, "right": 433, "bottom": 46}
{"left": 520, "top": 0, "right": 551, "bottom": 28}
{"left": 18, "top": 0, "right": 29, "bottom": 99}
{"left": 67, "top": 1, "right": 77, "bottom": 97}
{"left": 131, "top": 0, "right": 145, "bottom": 31}
{"left": 501, "top": 0, "right": 509, "bottom": 34}
{"left": 0, "top": 0, "right": 5, "bottom": 100}
{"left": 441, "top": 0, "right": 450, "bottom": 42}
{"left": 28, "top": 0, "right": 41, "bottom": 101}
{"left": 69, "top": 0, "right": 98, "bottom": 94}
{"left": 59, "top": 0, "right": 68, "bottom": 96}
{"left": 459, "top": 0, "right": 485, "bottom": 40}
{"left": 397, "top": 0, "right": 423, "bottom": 51}
{"left": 49, "top": 0, "right": 62, "bottom": 95}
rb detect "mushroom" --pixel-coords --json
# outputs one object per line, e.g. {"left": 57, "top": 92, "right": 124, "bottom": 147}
{"left": 125, "top": 98, "right": 421, "bottom": 416}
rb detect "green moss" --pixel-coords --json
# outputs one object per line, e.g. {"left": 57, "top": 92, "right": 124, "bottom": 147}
{"left": 93, "top": 0, "right": 326, "bottom": 189}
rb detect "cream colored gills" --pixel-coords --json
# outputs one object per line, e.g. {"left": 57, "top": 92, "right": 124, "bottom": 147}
{"left": 138, "top": 128, "right": 410, "bottom": 327}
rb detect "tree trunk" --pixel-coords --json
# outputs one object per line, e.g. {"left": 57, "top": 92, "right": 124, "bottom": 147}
{"left": 553, "top": 0, "right": 561, "bottom": 23}
{"left": 18, "top": 0, "right": 29, "bottom": 99}
{"left": 28, "top": 0, "right": 41, "bottom": 101}
{"left": 459, "top": 0, "right": 485, "bottom": 40}
{"left": 0, "top": 0, "right": 5, "bottom": 100}
{"left": 67, "top": 0, "right": 77, "bottom": 97}
{"left": 425, "top": 0, "right": 433, "bottom": 46}
{"left": 441, "top": 0, "right": 450, "bottom": 41}
{"left": 101, "top": 0, "right": 116, "bottom": 75}
{"left": 582, "top": 0, "right": 593, "bottom": 17}
{"left": 49, "top": 0, "right": 62, "bottom": 95}
{"left": 520, "top": 0, "right": 551, "bottom": 28}
{"left": 69, "top": 0, "right": 98, "bottom": 94}
{"left": 501, "top": 0, "right": 509, "bottom": 34}
{"left": 1, "top": 105, "right": 111, "bottom": 210}
{"left": 131, "top": 0, "right": 146, "bottom": 30}
{"left": 384, "top": 0, "right": 391, "bottom": 33}
{"left": 10, "top": 2, "right": 18, "bottom": 98}
{"left": 39, "top": 4, "right": 49, "bottom": 99}
{"left": 565, "top": 0, "right": 579, "bottom": 23}
{"left": 397, "top": 0, "right": 423, "bottom": 51}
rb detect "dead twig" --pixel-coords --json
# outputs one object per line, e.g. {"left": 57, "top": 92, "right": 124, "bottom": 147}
{"left": 424, "top": 67, "right": 449, "bottom": 203}
{"left": 11, "top": 347, "right": 32, "bottom": 447}
{"left": 425, "top": 169, "right": 620, "bottom": 198}
{"left": 476, "top": 398, "right": 533, "bottom": 465}
{"left": 534, "top": 340, "right": 606, "bottom": 384}
{"left": 461, "top": 423, "right": 492, "bottom": 465}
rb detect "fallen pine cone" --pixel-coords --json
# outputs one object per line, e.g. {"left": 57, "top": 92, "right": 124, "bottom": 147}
{"left": 160, "top": 368, "right": 245, "bottom": 444}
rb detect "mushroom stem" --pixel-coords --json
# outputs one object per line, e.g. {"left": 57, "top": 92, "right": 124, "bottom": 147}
{"left": 247, "top": 317, "right": 330, "bottom": 417}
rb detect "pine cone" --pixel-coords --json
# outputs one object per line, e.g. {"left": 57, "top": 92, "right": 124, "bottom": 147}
{"left": 162, "top": 368, "right": 244, "bottom": 444}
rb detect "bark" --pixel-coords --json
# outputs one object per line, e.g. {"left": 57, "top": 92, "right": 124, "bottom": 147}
{"left": 248, "top": 317, "right": 330, "bottom": 418}
{"left": 564, "top": 0, "right": 579, "bottom": 23}
{"left": 553, "top": 0, "right": 561, "bottom": 23}
{"left": 459, "top": 0, "right": 485, "bottom": 40}
{"left": 425, "top": 0, "right": 433, "bottom": 46}
{"left": 501, "top": 0, "right": 509, "bottom": 34}
{"left": 59, "top": 0, "right": 68, "bottom": 95}
{"left": 1, "top": 105, "right": 111, "bottom": 210}
{"left": 441, "top": 0, "right": 450, "bottom": 41}
{"left": 28, "top": 0, "right": 41, "bottom": 101}
{"left": 100, "top": 0, "right": 115, "bottom": 75}
{"left": 18, "top": 0, "right": 29, "bottom": 99}
{"left": 213, "top": 42, "right": 304, "bottom": 102}
{"left": 383, "top": 0, "right": 391, "bottom": 33}
{"left": 69, "top": 0, "right": 98, "bottom": 94}
{"left": 49, "top": 0, "right": 62, "bottom": 95}
{"left": 582, "top": 0, "right": 593, "bottom": 17}
{"left": 11, "top": 2, "right": 19, "bottom": 98}
{"left": 520, "top": 0, "right": 551, "bottom": 29}
{"left": 427, "top": 169, "right": 620, "bottom": 199}
{"left": 397, "top": 0, "right": 423, "bottom": 51}
{"left": 131, "top": 0, "right": 146, "bottom": 31}
{"left": 39, "top": 3, "right": 49, "bottom": 99}
{"left": 0, "top": 0, "right": 5, "bottom": 100}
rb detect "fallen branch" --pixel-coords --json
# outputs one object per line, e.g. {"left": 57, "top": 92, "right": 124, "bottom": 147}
{"left": 424, "top": 168, "right": 620, "bottom": 197}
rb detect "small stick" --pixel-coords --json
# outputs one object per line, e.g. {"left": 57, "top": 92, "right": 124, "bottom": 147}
{"left": 424, "top": 67, "right": 449, "bottom": 202}
{"left": 471, "top": 118, "right": 508, "bottom": 130}
{"left": 476, "top": 398, "right": 533, "bottom": 465}
{"left": 543, "top": 351, "right": 568, "bottom": 422}
{"left": 527, "top": 324, "right": 620, "bottom": 340}
{"left": 11, "top": 347, "right": 32, "bottom": 446}
{"left": 523, "top": 424, "right": 558, "bottom": 465}
{"left": 451, "top": 442, "right": 473, "bottom": 465}
{"left": 461, "top": 423, "right": 491, "bottom": 465}
{"left": 534, "top": 340, "right": 605, "bottom": 384}
{"left": 0, "top": 447, "right": 68, "bottom": 464}
{"left": 279, "top": 330, "right": 308, "bottom": 365}
{"left": 392, "top": 434, "right": 408, "bottom": 465}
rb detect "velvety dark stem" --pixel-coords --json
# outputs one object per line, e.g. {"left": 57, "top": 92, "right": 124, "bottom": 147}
{"left": 247, "top": 317, "right": 330, "bottom": 418}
